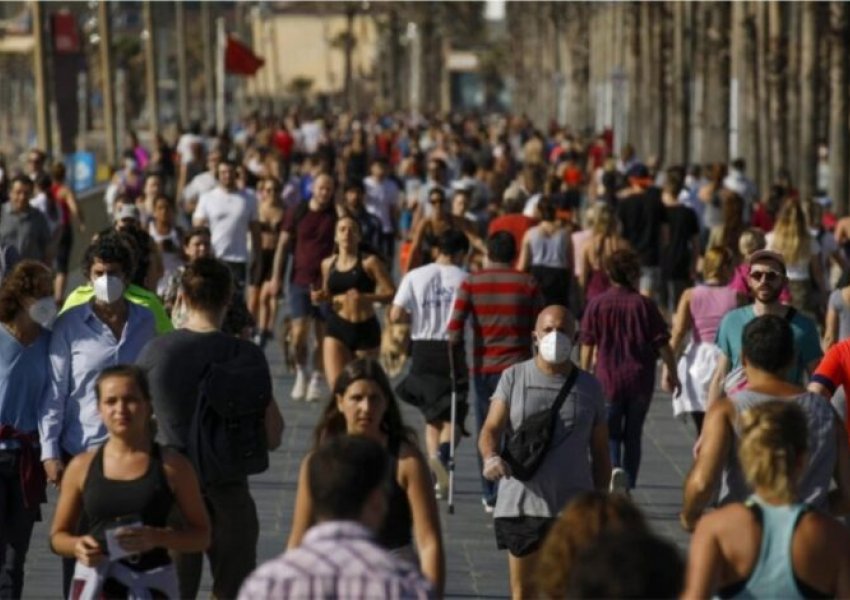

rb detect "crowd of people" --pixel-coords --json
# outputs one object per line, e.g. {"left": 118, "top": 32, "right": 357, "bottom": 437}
{"left": 1, "top": 110, "right": 850, "bottom": 599}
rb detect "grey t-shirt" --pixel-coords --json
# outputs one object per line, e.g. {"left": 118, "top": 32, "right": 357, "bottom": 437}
{"left": 0, "top": 205, "right": 50, "bottom": 262}
{"left": 721, "top": 389, "right": 837, "bottom": 510}
{"left": 136, "top": 329, "right": 271, "bottom": 452}
{"left": 829, "top": 289, "right": 850, "bottom": 342}
{"left": 492, "top": 359, "right": 606, "bottom": 519}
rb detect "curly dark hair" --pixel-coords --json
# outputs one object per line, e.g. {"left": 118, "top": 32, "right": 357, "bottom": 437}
{"left": 604, "top": 248, "right": 641, "bottom": 288}
{"left": 82, "top": 231, "right": 135, "bottom": 280}
{"left": 0, "top": 260, "right": 53, "bottom": 322}
{"left": 313, "top": 358, "right": 416, "bottom": 450}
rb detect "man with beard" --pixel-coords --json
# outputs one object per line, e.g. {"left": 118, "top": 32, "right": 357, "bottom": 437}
{"left": 707, "top": 250, "right": 822, "bottom": 405}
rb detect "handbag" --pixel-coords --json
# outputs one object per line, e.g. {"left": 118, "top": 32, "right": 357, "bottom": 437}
{"left": 500, "top": 366, "right": 580, "bottom": 481}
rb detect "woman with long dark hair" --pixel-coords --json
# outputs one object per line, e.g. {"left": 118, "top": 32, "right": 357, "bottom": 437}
{"left": 287, "top": 358, "right": 445, "bottom": 596}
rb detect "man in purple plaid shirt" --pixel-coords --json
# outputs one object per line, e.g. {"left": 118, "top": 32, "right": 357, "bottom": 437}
{"left": 238, "top": 436, "right": 434, "bottom": 600}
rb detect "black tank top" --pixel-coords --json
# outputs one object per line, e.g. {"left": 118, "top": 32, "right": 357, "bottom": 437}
{"left": 377, "top": 437, "right": 414, "bottom": 550}
{"left": 82, "top": 443, "right": 174, "bottom": 570}
{"left": 327, "top": 254, "right": 376, "bottom": 296}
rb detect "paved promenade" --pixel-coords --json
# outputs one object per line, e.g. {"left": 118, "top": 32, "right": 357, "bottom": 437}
{"left": 22, "top": 340, "right": 695, "bottom": 599}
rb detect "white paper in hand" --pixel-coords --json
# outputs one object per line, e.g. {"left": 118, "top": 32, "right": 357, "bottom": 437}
{"left": 105, "top": 522, "right": 142, "bottom": 562}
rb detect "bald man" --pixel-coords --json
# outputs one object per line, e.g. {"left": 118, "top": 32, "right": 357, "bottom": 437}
{"left": 479, "top": 305, "right": 611, "bottom": 600}
{"left": 270, "top": 173, "right": 337, "bottom": 401}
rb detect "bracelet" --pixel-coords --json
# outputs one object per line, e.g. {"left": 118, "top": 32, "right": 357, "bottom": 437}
{"left": 484, "top": 455, "right": 502, "bottom": 465}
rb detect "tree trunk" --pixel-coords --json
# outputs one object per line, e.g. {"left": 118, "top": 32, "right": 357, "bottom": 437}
{"left": 691, "top": 3, "right": 707, "bottom": 164}
{"left": 755, "top": 1, "right": 772, "bottom": 190}
{"left": 624, "top": 3, "right": 641, "bottom": 156}
{"left": 666, "top": 2, "right": 686, "bottom": 164}
{"left": 829, "top": 2, "right": 849, "bottom": 215}
{"left": 703, "top": 3, "right": 730, "bottom": 162}
{"left": 768, "top": 2, "right": 788, "bottom": 180}
{"left": 799, "top": 3, "right": 819, "bottom": 200}
{"left": 785, "top": 2, "right": 801, "bottom": 188}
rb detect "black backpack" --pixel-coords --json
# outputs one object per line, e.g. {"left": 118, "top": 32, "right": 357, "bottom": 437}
{"left": 188, "top": 342, "right": 272, "bottom": 486}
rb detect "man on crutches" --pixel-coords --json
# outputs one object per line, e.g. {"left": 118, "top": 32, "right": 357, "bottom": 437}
{"left": 390, "top": 230, "right": 471, "bottom": 500}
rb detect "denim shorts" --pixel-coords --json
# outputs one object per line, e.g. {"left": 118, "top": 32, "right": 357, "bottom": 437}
{"left": 288, "top": 282, "right": 324, "bottom": 320}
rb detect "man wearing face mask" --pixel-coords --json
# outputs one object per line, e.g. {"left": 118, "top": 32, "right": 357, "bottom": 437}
{"left": 39, "top": 235, "right": 158, "bottom": 490}
{"left": 60, "top": 230, "right": 173, "bottom": 335}
{"left": 580, "top": 249, "right": 680, "bottom": 491}
{"left": 478, "top": 305, "right": 611, "bottom": 600}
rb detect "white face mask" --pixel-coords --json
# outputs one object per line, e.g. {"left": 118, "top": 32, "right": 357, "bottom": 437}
{"left": 28, "top": 296, "right": 57, "bottom": 329}
{"left": 538, "top": 330, "right": 572, "bottom": 364}
{"left": 93, "top": 274, "right": 125, "bottom": 304}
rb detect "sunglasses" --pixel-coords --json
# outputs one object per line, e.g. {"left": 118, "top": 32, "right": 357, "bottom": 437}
{"left": 748, "top": 269, "right": 782, "bottom": 283}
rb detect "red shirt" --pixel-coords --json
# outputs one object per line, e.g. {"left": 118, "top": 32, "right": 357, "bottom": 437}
{"left": 812, "top": 339, "right": 850, "bottom": 442}
{"left": 273, "top": 130, "right": 294, "bottom": 160}
{"left": 283, "top": 204, "right": 336, "bottom": 287}
{"left": 448, "top": 268, "right": 543, "bottom": 374}
{"left": 579, "top": 285, "right": 671, "bottom": 398}
{"left": 488, "top": 214, "right": 537, "bottom": 267}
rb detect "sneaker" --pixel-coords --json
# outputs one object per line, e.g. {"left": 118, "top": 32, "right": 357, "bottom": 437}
{"left": 305, "top": 373, "right": 326, "bottom": 403}
{"left": 482, "top": 498, "right": 495, "bottom": 514}
{"left": 609, "top": 467, "right": 630, "bottom": 495}
{"left": 429, "top": 455, "right": 449, "bottom": 500}
{"left": 291, "top": 369, "right": 308, "bottom": 401}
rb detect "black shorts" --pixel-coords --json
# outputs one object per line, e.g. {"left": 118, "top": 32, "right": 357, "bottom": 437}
{"left": 325, "top": 311, "right": 381, "bottom": 351}
{"left": 494, "top": 516, "right": 556, "bottom": 557}
{"left": 250, "top": 249, "right": 276, "bottom": 287}
{"left": 55, "top": 224, "right": 73, "bottom": 274}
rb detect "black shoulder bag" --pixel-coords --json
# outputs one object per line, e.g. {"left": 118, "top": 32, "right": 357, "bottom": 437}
{"left": 500, "top": 366, "right": 580, "bottom": 482}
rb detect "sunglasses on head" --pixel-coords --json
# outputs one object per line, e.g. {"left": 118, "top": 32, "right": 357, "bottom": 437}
{"left": 748, "top": 269, "right": 782, "bottom": 283}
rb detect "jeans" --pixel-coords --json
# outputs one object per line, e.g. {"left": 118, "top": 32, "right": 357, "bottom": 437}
{"left": 172, "top": 481, "right": 259, "bottom": 600}
{"left": 0, "top": 451, "right": 38, "bottom": 599}
{"left": 606, "top": 392, "right": 652, "bottom": 488}
{"left": 473, "top": 373, "right": 502, "bottom": 506}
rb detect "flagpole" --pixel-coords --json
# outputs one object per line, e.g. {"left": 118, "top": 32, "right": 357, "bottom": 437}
{"left": 216, "top": 17, "right": 226, "bottom": 134}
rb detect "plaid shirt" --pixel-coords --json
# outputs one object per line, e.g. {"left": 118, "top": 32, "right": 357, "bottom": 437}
{"left": 238, "top": 521, "right": 434, "bottom": 600}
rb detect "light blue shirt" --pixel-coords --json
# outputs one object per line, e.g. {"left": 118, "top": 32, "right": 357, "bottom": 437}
{"left": 0, "top": 325, "right": 50, "bottom": 441}
{"left": 715, "top": 305, "right": 823, "bottom": 385}
{"left": 39, "top": 301, "right": 157, "bottom": 460}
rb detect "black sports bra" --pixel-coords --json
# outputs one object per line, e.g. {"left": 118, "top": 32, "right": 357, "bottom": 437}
{"left": 327, "top": 254, "right": 376, "bottom": 296}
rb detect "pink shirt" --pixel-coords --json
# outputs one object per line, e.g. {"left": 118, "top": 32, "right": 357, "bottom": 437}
{"left": 690, "top": 284, "right": 739, "bottom": 344}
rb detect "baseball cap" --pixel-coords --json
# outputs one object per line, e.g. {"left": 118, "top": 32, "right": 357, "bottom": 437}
{"left": 748, "top": 249, "right": 786, "bottom": 275}
{"left": 114, "top": 204, "right": 140, "bottom": 222}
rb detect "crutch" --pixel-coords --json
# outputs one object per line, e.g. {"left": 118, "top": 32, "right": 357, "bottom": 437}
{"left": 447, "top": 339, "right": 458, "bottom": 515}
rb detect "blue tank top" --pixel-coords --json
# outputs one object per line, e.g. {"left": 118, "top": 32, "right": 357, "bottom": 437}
{"left": 718, "top": 496, "right": 827, "bottom": 599}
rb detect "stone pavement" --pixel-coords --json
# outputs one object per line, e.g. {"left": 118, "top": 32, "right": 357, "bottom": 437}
{"left": 21, "top": 339, "right": 695, "bottom": 599}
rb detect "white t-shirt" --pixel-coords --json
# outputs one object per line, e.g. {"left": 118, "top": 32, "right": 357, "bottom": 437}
{"left": 30, "top": 193, "right": 60, "bottom": 234}
{"left": 193, "top": 186, "right": 258, "bottom": 263}
{"left": 766, "top": 232, "right": 821, "bottom": 282}
{"left": 393, "top": 263, "right": 467, "bottom": 341}
{"left": 364, "top": 176, "right": 401, "bottom": 233}
{"left": 182, "top": 171, "right": 217, "bottom": 209}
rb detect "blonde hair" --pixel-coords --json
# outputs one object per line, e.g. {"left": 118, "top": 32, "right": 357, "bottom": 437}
{"left": 535, "top": 491, "right": 647, "bottom": 598}
{"left": 771, "top": 200, "right": 811, "bottom": 265}
{"left": 702, "top": 246, "right": 734, "bottom": 282}
{"left": 738, "top": 401, "right": 808, "bottom": 503}
{"left": 592, "top": 203, "right": 616, "bottom": 236}
{"left": 738, "top": 228, "right": 766, "bottom": 258}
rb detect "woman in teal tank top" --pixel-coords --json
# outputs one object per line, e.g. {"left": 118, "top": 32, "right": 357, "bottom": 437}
{"left": 683, "top": 401, "right": 850, "bottom": 599}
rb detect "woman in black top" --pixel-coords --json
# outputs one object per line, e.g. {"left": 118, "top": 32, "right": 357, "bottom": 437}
{"left": 287, "top": 359, "right": 445, "bottom": 597}
{"left": 50, "top": 365, "right": 209, "bottom": 599}
{"left": 311, "top": 215, "right": 395, "bottom": 389}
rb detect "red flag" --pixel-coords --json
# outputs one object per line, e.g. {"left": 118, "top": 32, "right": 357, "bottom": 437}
{"left": 225, "top": 36, "right": 265, "bottom": 76}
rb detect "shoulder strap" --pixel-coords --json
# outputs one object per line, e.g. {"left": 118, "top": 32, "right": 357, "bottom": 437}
{"left": 784, "top": 306, "right": 797, "bottom": 322}
{"left": 550, "top": 365, "right": 581, "bottom": 419}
